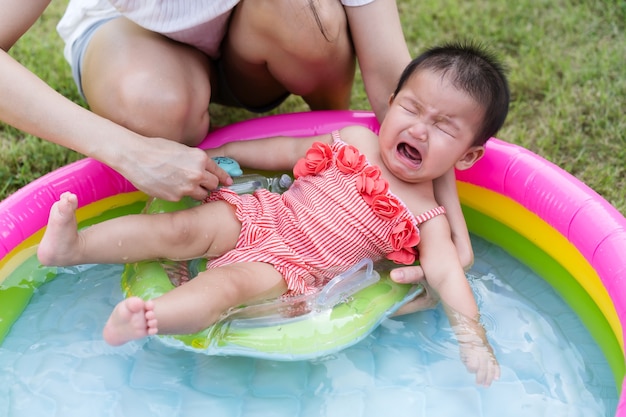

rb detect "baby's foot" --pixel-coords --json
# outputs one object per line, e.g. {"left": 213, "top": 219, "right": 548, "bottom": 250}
{"left": 37, "top": 192, "right": 81, "bottom": 266}
{"left": 103, "top": 297, "right": 158, "bottom": 346}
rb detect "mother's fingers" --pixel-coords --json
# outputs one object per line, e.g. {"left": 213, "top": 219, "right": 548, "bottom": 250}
{"left": 205, "top": 156, "right": 233, "bottom": 187}
{"left": 183, "top": 153, "right": 234, "bottom": 201}
{"left": 389, "top": 264, "right": 425, "bottom": 284}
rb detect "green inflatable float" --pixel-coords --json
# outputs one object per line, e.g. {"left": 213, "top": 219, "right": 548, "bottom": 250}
{"left": 121, "top": 162, "right": 423, "bottom": 360}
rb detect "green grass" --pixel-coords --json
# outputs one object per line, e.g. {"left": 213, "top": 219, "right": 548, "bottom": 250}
{"left": 2, "top": 0, "right": 625, "bottom": 216}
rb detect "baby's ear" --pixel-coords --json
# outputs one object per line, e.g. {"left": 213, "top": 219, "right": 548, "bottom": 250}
{"left": 455, "top": 146, "right": 485, "bottom": 171}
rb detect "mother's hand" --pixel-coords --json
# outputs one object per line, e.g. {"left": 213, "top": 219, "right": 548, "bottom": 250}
{"left": 120, "top": 137, "right": 232, "bottom": 201}
{"left": 390, "top": 263, "right": 425, "bottom": 284}
{"left": 390, "top": 265, "right": 440, "bottom": 315}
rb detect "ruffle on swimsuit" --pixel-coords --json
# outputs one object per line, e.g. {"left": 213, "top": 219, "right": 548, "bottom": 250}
{"left": 293, "top": 137, "right": 446, "bottom": 265}
{"left": 205, "top": 131, "right": 446, "bottom": 296}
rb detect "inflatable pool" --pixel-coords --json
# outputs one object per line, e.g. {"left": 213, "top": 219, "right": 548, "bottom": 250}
{"left": 0, "top": 111, "right": 625, "bottom": 414}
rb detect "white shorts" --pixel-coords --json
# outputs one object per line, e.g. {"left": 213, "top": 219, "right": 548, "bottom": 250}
{"left": 57, "top": 0, "right": 376, "bottom": 101}
{"left": 57, "top": 0, "right": 235, "bottom": 98}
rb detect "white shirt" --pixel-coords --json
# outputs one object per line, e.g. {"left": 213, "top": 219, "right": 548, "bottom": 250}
{"left": 58, "top": 0, "right": 376, "bottom": 62}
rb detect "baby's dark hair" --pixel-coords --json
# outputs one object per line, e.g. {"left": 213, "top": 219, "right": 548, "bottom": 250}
{"left": 393, "top": 41, "right": 510, "bottom": 146}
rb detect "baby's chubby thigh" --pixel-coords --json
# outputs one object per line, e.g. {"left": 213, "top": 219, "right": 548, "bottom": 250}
{"left": 165, "top": 199, "right": 241, "bottom": 260}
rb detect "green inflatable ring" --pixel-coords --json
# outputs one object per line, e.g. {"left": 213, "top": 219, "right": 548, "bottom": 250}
{"left": 121, "top": 195, "right": 422, "bottom": 360}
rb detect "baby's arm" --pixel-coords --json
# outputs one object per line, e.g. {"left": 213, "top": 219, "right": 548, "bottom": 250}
{"left": 389, "top": 170, "right": 472, "bottom": 285}
{"left": 433, "top": 169, "right": 474, "bottom": 270}
{"left": 417, "top": 215, "right": 500, "bottom": 386}
{"left": 206, "top": 133, "right": 332, "bottom": 172}
{"left": 206, "top": 125, "right": 380, "bottom": 173}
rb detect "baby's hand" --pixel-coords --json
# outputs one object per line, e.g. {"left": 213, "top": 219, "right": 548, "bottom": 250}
{"left": 457, "top": 332, "right": 500, "bottom": 386}
{"left": 450, "top": 311, "right": 500, "bottom": 386}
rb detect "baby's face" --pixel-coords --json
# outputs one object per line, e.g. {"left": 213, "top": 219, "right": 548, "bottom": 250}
{"left": 378, "top": 69, "right": 485, "bottom": 184}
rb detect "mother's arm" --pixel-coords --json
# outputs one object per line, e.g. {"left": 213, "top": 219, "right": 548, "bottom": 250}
{"left": 0, "top": 0, "right": 230, "bottom": 201}
{"left": 345, "top": 0, "right": 411, "bottom": 121}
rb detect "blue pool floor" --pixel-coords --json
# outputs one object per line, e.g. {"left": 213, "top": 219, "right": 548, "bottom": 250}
{"left": 0, "top": 235, "right": 618, "bottom": 416}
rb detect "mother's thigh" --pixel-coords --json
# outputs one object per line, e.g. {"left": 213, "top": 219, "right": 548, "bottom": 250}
{"left": 222, "top": 0, "right": 355, "bottom": 110}
{"left": 81, "top": 18, "right": 214, "bottom": 144}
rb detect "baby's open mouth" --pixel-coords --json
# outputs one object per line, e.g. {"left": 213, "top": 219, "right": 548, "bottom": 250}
{"left": 397, "top": 142, "right": 422, "bottom": 167}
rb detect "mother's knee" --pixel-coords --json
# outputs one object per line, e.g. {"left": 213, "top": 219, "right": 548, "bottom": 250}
{"left": 91, "top": 70, "right": 210, "bottom": 145}
{"left": 82, "top": 19, "right": 211, "bottom": 145}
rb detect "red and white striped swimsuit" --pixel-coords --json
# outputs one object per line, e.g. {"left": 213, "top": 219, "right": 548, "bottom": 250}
{"left": 206, "top": 131, "right": 445, "bottom": 296}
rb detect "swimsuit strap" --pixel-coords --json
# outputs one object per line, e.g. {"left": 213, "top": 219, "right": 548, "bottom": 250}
{"left": 414, "top": 206, "right": 446, "bottom": 225}
{"left": 331, "top": 130, "right": 342, "bottom": 143}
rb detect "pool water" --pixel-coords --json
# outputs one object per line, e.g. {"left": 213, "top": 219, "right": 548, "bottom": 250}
{"left": 0, "top": 235, "right": 617, "bottom": 416}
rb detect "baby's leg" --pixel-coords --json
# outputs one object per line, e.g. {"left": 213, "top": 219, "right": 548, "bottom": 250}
{"left": 140, "top": 262, "right": 287, "bottom": 338}
{"left": 102, "top": 297, "right": 157, "bottom": 346}
{"left": 38, "top": 193, "right": 241, "bottom": 266}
